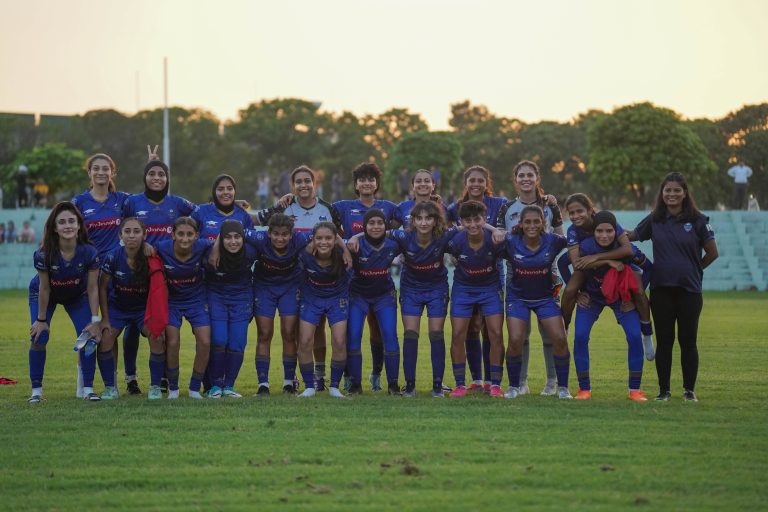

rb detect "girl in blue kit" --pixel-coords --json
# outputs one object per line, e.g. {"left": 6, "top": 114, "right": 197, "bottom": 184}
{"left": 570, "top": 211, "right": 649, "bottom": 402}
{"left": 296, "top": 222, "right": 352, "bottom": 399}
{"left": 446, "top": 201, "right": 507, "bottom": 397}
{"left": 155, "top": 217, "right": 212, "bottom": 399}
{"left": 395, "top": 169, "right": 447, "bottom": 229}
{"left": 192, "top": 174, "right": 253, "bottom": 242}
{"left": 448, "top": 166, "right": 507, "bottom": 392}
{"left": 500, "top": 205, "right": 572, "bottom": 400}
{"left": 27, "top": 202, "right": 102, "bottom": 403}
{"left": 247, "top": 214, "right": 310, "bottom": 395}
{"left": 346, "top": 209, "right": 403, "bottom": 395}
{"left": 96, "top": 218, "right": 161, "bottom": 399}
{"left": 205, "top": 220, "right": 258, "bottom": 399}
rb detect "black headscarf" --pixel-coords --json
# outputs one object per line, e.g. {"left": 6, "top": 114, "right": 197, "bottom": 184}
{"left": 363, "top": 208, "right": 387, "bottom": 245}
{"left": 144, "top": 160, "right": 170, "bottom": 202}
{"left": 218, "top": 219, "right": 245, "bottom": 273}
{"left": 592, "top": 210, "right": 617, "bottom": 232}
{"left": 212, "top": 174, "right": 236, "bottom": 214}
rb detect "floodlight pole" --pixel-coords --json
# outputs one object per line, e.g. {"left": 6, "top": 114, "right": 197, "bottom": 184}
{"left": 163, "top": 57, "right": 170, "bottom": 192}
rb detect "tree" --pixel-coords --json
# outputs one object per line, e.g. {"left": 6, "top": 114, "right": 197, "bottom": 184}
{"left": 719, "top": 103, "right": 768, "bottom": 207}
{"left": 384, "top": 131, "right": 464, "bottom": 197}
{"left": 362, "top": 108, "right": 429, "bottom": 161}
{"left": 1, "top": 143, "right": 87, "bottom": 201}
{"left": 686, "top": 119, "right": 732, "bottom": 208}
{"left": 587, "top": 103, "right": 717, "bottom": 209}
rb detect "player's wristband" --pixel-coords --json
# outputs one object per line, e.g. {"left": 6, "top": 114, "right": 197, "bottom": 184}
{"left": 91, "top": 315, "right": 101, "bottom": 323}
{"left": 36, "top": 317, "right": 46, "bottom": 323}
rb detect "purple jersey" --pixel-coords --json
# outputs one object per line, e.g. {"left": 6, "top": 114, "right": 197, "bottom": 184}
{"left": 101, "top": 246, "right": 148, "bottom": 311}
{"left": 334, "top": 198, "right": 398, "bottom": 238}
{"left": 33, "top": 244, "right": 99, "bottom": 303}
{"left": 350, "top": 237, "right": 401, "bottom": 297}
{"left": 446, "top": 230, "right": 505, "bottom": 288}
{"left": 246, "top": 230, "right": 311, "bottom": 285}
{"left": 501, "top": 233, "right": 567, "bottom": 301}
{"left": 579, "top": 237, "right": 646, "bottom": 302}
{"left": 191, "top": 203, "right": 254, "bottom": 242}
{"left": 298, "top": 249, "right": 350, "bottom": 299}
{"left": 448, "top": 196, "right": 507, "bottom": 226}
{"left": 72, "top": 190, "right": 130, "bottom": 256}
{"left": 122, "top": 193, "right": 195, "bottom": 246}
{"left": 567, "top": 216, "right": 625, "bottom": 248}
{"left": 390, "top": 228, "right": 458, "bottom": 291}
{"left": 205, "top": 244, "right": 258, "bottom": 297}
{"left": 156, "top": 239, "right": 211, "bottom": 305}
{"left": 395, "top": 199, "right": 449, "bottom": 229}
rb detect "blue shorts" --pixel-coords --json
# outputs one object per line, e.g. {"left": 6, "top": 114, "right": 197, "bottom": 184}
{"left": 168, "top": 301, "right": 210, "bottom": 329}
{"left": 209, "top": 293, "right": 253, "bottom": 323}
{"left": 451, "top": 284, "right": 503, "bottom": 318}
{"left": 107, "top": 303, "right": 145, "bottom": 333}
{"left": 400, "top": 286, "right": 449, "bottom": 318}
{"left": 300, "top": 293, "right": 349, "bottom": 326}
{"left": 254, "top": 281, "right": 299, "bottom": 318}
{"left": 505, "top": 296, "right": 562, "bottom": 322}
{"left": 350, "top": 289, "right": 397, "bottom": 314}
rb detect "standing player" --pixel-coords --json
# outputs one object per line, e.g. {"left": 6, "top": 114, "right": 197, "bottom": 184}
{"left": 500, "top": 205, "right": 572, "bottom": 400}
{"left": 445, "top": 201, "right": 506, "bottom": 397}
{"left": 346, "top": 209, "right": 403, "bottom": 395}
{"left": 570, "top": 211, "right": 648, "bottom": 401}
{"left": 496, "top": 160, "right": 563, "bottom": 395}
{"left": 630, "top": 172, "right": 718, "bottom": 402}
{"left": 192, "top": 174, "right": 253, "bottom": 242}
{"left": 155, "top": 217, "right": 212, "bottom": 399}
{"left": 27, "top": 202, "right": 102, "bottom": 403}
{"left": 206, "top": 220, "right": 258, "bottom": 398}
{"left": 395, "top": 169, "right": 447, "bottom": 229}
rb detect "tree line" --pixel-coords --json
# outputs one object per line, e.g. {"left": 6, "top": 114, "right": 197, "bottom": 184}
{"left": 1, "top": 99, "right": 765, "bottom": 209}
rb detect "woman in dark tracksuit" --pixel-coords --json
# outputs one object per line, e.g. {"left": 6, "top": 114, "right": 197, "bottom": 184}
{"left": 631, "top": 172, "right": 718, "bottom": 402}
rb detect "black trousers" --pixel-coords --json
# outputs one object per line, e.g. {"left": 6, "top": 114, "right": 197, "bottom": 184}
{"left": 650, "top": 287, "right": 703, "bottom": 392}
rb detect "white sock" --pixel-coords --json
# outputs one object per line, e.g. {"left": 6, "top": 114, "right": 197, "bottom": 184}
{"left": 283, "top": 379, "right": 294, "bottom": 387}
{"left": 83, "top": 387, "right": 93, "bottom": 395}
{"left": 329, "top": 387, "right": 345, "bottom": 398}
{"left": 299, "top": 387, "right": 316, "bottom": 397}
{"left": 32, "top": 386, "right": 43, "bottom": 397}
{"left": 188, "top": 390, "right": 203, "bottom": 399}
{"left": 167, "top": 389, "right": 179, "bottom": 399}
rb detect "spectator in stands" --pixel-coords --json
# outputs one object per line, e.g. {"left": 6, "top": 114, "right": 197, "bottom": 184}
{"left": 257, "top": 175, "right": 270, "bottom": 209}
{"left": 0, "top": 222, "right": 5, "bottom": 244}
{"left": 18, "top": 221, "right": 36, "bottom": 243}
{"left": 6, "top": 221, "right": 16, "bottom": 244}
{"left": 33, "top": 179, "right": 49, "bottom": 208}
{"left": 727, "top": 159, "right": 753, "bottom": 210}
{"left": 16, "top": 165, "right": 29, "bottom": 208}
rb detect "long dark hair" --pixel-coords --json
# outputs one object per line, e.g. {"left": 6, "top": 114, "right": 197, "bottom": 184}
{"left": 458, "top": 165, "right": 494, "bottom": 203}
{"left": 513, "top": 160, "right": 545, "bottom": 200}
{"left": 312, "top": 221, "right": 344, "bottom": 279}
{"left": 85, "top": 153, "right": 117, "bottom": 192}
{"left": 651, "top": 172, "right": 702, "bottom": 223}
{"left": 511, "top": 205, "right": 545, "bottom": 236}
{"left": 408, "top": 201, "right": 447, "bottom": 238}
{"left": 41, "top": 201, "right": 90, "bottom": 268}
{"left": 120, "top": 217, "right": 149, "bottom": 286}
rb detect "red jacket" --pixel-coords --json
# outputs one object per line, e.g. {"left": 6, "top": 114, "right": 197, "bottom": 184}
{"left": 601, "top": 266, "right": 639, "bottom": 304}
{"left": 144, "top": 254, "right": 168, "bottom": 337}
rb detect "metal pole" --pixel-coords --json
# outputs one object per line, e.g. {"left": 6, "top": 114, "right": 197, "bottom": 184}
{"left": 162, "top": 57, "right": 170, "bottom": 192}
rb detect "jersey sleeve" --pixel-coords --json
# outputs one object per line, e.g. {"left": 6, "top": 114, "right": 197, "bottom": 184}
{"left": 293, "top": 231, "right": 313, "bottom": 250}
{"left": 496, "top": 201, "right": 510, "bottom": 229}
{"left": 634, "top": 214, "right": 653, "bottom": 242}
{"left": 697, "top": 215, "right": 715, "bottom": 244}
{"left": 552, "top": 234, "right": 567, "bottom": 253}
{"left": 549, "top": 203, "right": 563, "bottom": 228}
{"left": 85, "top": 245, "right": 100, "bottom": 271}
{"left": 33, "top": 249, "right": 47, "bottom": 272}
{"left": 101, "top": 250, "right": 116, "bottom": 275}
{"left": 121, "top": 195, "right": 135, "bottom": 218}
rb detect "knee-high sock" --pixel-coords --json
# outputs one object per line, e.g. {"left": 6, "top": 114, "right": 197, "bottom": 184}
{"left": 256, "top": 355, "right": 270, "bottom": 385}
{"left": 210, "top": 345, "right": 226, "bottom": 388}
{"left": 505, "top": 355, "right": 522, "bottom": 388}
{"left": 452, "top": 362, "right": 466, "bottom": 387}
{"left": 79, "top": 349, "right": 97, "bottom": 388}
{"left": 465, "top": 335, "right": 482, "bottom": 382}
{"left": 122, "top": 322, "right": 140, "bottom": 378}
{"left": 330, "top": 359, "right": 346, "bottom": 389}
{"left": 428, "top": 331, "right": 445, "bottom": 390}
{"left": 97, "top": 350, "right": 116, "bottom": 387}
{"left": 348, "top": 350, "right": 363, "bottom": 385}
{"left": 282, "top": 353, "right": 297, "bottom": 383}
{"left": 300, "top": 362, "right": 315, "bottom": 389}
{"left": 149, "top": 352, "right": 165, "bottom": 387}
{"left": 519, "top": 337, "right": 530, "bottom": 383}
{"left": 402, "top": 330, "right": 418, "bottom": 385}
{"left": 482, "top": 337, "right": 491, "bottom": 382}
{"left": 29, "top": 342, "right": 47, "bottom": 389}
{"left": 166, "top": 366, "right": 180, "bottom": 391}
{"left": 225, "top": 350, "right": 244, "bottom": 388}
{"left": 553, "top": 353, "right": 570, "bottom": 388}
{"left": 189, "top": 370, "right": 204, "bottom": 392}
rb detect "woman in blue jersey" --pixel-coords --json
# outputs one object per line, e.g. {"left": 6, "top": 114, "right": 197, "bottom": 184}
{"left": 296, "top": 222, "right": 352, "bottom": 399}
{"left": 96, "top": 218, "right": 161, "bottom": 399}
{"left": 448, "top": 165, "right": 508, "bottom": 393}
{"left": 156, "top": 217, "right": 212, "bottom": 399}
{"left": 570, "top": 211, "right": 649, "bottom": 401}
{"left": 500, "top": 205, "right": 572, "bottom": 400}
{"left": 27, "top": 202, "right": 102, "bottom": 403}
{"left": 630, "top": 172, "right": 718, "bottom": 402}
{"left": 559, "top": 193, "right": 655, "bottom": 360}
{"left": 346, "top": 209, "right": 403, "bottom": 395}
{"left": 205, "top": 219, "right": 258, "bottom": 398}
{"left": 192, "top": 174, "right": 253, "bottom": 242}
{"left": 248, "top": 214, "right": 311, "bottom": 395}
{"left": 496, "top": 160, "right": 563, "bottom": 396}
{"left": 72, "top": 153, "right": 144, "bottom": 396}
{"left": 395, "top": 169, "right": 445, "bottom": 229}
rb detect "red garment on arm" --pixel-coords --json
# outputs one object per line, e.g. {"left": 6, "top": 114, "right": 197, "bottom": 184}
{"left": 144, "top": 254, "right": 168, "bottom": 337}
{"left": 601, "top": 266, "right": 640, "bottom": 304}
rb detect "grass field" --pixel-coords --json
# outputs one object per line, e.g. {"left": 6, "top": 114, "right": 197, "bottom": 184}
{"left": 1, "top": 289, "right": 766, "bottom": 511}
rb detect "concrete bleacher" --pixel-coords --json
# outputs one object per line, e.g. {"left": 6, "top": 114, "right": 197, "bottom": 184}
{"left": 0, "top": 208, "right": 46, "bottom": 289}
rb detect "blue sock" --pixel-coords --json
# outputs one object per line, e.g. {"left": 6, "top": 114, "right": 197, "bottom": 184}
{"left": 122, "top": 323, "right": 140, "bottom": 377}
{"left": 166, "top": 367, "right": 180, "bottom": 391}
{"left": 505, "top": 355, "right": 522, "bottom": 388}
{"left": 482, "top": 338, "right": 491, "bottom": 382}
{"left": 370, "top": 339, "right": 383, "bottom": 376}
{"left": 149, "top": 352, "right": 165, "bottom": 386}
{"left": 640, "top": 320, "right": 653, "bottom": 336}
{"left": 383, "top": 351, "right": 400, "bottom": 385}
{"left": 210, "top": 346, "right": 226, "bottom": 388}
{"left": 403, "top": 330, "right": 418, "bottom": 386}
{"left": 29, "top": 344, "right": 46, "bottom": 389}
{"left": 256, "top": 355, "right": 270, "bottom": 385}
{"left": 348, "top": 350, "right": 363, "bottom": 385}
{"left": 189, "top": 371, "right": 204, "bottom": 392}
{"left": 330, "top": 359, "right": 346, "bottom": 389}
{"left": 97, "top": 350, "right": 116, "bottom": 387}
{"left": 79, "top": 349, "right": 96, "bottom": 387}
{"left": 553, "top": 353, "right": 570, "bottom": 388}
{"left": 629, "top": 370, "right": 642, "bottom": 390}
{"left": 225, "top": 350, "right": 244, "bottom": 388}
{"left": 489, "top": 365, "right": 503, "bottom": 387}
{"left": 283, "top": 353, "right": 297, "bottom": 382}
{"left": 299, "top": 362, "right": 314, "bottom": 389}
{"left": 428, "top": 331, "right": 445, "bottom": 390}
{"left": 577, "top": 370, "right": 591, "bottom": 391}
{"left": 452, "top": 363, "right": 466, "bottom": 387}
{"left": 465, "top": 336, "right": 482, "bottom": 381}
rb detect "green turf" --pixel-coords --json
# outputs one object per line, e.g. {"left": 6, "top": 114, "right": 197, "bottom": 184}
{"left": 1, "top": 290, "right": 766, "bottom": 511}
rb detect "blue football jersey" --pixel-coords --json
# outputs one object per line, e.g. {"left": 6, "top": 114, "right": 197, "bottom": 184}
{"left": 156, "top": 239, "right": 211, "bottom": 305}
{"left": 101, "top": 246, "right": 148, "bottom": 311}
{"left": 246, "top": 230, "right": 311, "bottom": 285}
{"left": 205, "top": 244, "right": 258, "bottom": 297}
{"left": 447, "top": 196, "right": 507, "bottom": 226}
{"left": 333, "top": 198, "right": 399, "bottom": 238}
{"left": 72, "top": 190, "right": 130, "bottom": 256}
{"left": 33, "top": 244, "right": 99, "bottom": 303}
{"left": 350, "top": 236, "right": 401, "bottom": 297}
{"left": 446, "top": 230, "right": 504, "bottom": 288}
{"left": 122, "top": 193, "right": 195, "bottom": 246}
{"left": 501, "top": 233, "right": 567, "bottom": 301}
{"left": 390, "top": 228, "right": 458, "bottom": 291}
{"left": 191, "top": 203, "right": 254, "bottom": 242}
{"left": 298, "top": 249, "right": 350, "bottom": 299}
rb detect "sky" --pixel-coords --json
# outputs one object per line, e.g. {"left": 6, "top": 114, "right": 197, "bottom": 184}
{"left": 1, "top": 0, "right": 766, "bottom": 129}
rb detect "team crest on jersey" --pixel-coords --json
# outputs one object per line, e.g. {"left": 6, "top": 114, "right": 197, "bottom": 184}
{"left": 206, "top": 221, "right": 218, "bottom": 227}
{"left": 706, "top": 224, "right": 713, "bottom": 232}
{"left": 360, "top": 257, "right": 369, "bottom": 263}
{"left": 84, "top": 208, "right": 95, "bottom": 215}
{"left": 351, "top": 209, "right": 361, "bottom": 214}
{"left": 319, "top": 215, "right": 328, "bottom": 221}
{"left": 51, "top": 265, "right": 59, "bottom": 271}
{"left": 115, "top": 271, "right": 125, "bottom": 278}
{"left": 164, "top": 265, "right": 174, "bottom": 271}
{"left": 137, "top": 210, "right": 148, "bottom": 216}
{"left": 514, "top": 253, "right": 524, "bottom": 260}
{"left": 683, "top": 223, "right": 692, "bottom": 232}
{"left": 459, "top": 255, "right": 468, "bottom": 261}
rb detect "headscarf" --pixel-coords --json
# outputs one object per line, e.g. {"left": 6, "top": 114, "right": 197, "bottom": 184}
{"left": 143, "top": 160, "right": 170, "bottom": 202}
{"left": 212, "top": 174, "right": 236, "bottom": 214}
{"left": 363, "top": 208, "right": 386, "bottom": 245}
{"left": 218, "top": 219, "right": 245, "bottom": 272}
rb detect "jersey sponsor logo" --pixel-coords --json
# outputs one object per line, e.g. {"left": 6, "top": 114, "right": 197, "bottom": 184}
{"left": 359, "top": 268, "right": 389, "bottom": 278}
{"left": 514, "top": 267, "right": 549, "bottom": 277}
{"left": 115, "top": 283, "right": 147, "bottom": 294}
{"left": 262, "top": 260, "right": 295, "bottom": 273}
{"left": 351, "top": 221, "right": 364, "bottom": 232}
{"left": 308, "top": 276, "right": 335, "bottom": 287}
{"left": 407, "top": 261, "right": 441, "bottom": 271}
{"left": 50, "top": 277, "right": 81, "bottom": 287}
{"left": 88, "top": 218, "right": 121, "bottom": 230}
{"left": 146, "top": 225, "right": 173, "bottom": 235}
{"left": 168, "top": 276, "right": 198, "bottom": 286}
{"left": 464, "top": 266, "right": 494, "bottom": 276}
